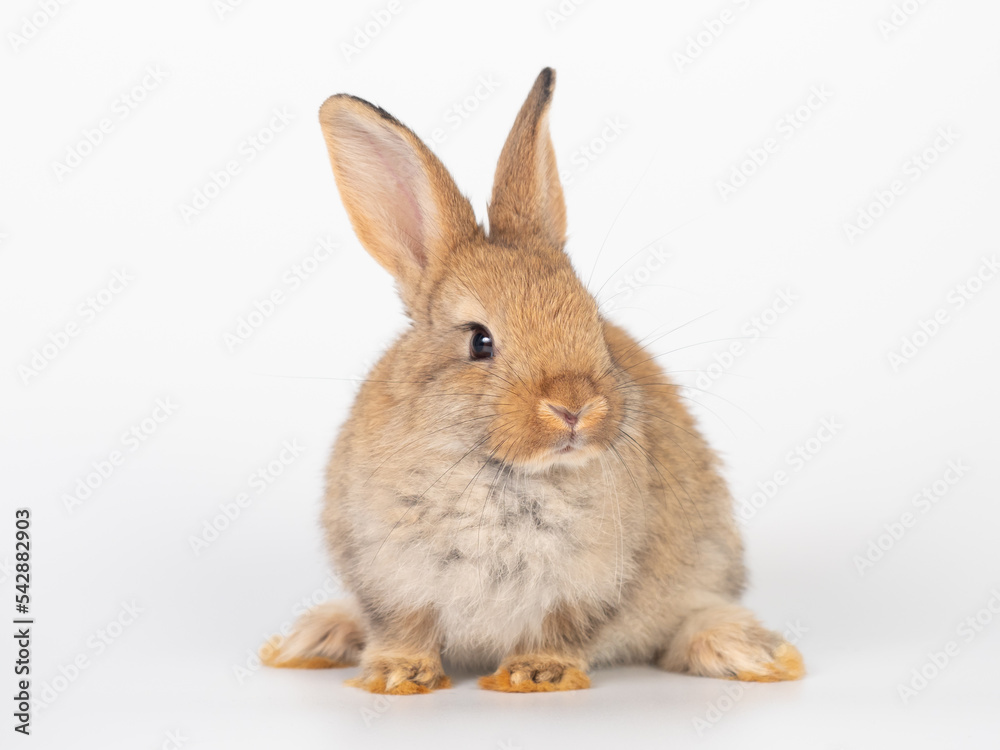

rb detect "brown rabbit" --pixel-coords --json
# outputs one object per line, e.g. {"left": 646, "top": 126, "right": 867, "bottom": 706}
{"left": 260, "top": 68, "right": 804, "bottom": 694}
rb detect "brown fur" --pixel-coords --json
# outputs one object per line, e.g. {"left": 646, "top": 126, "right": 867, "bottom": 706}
{"left": 488, "top": 68, "right": 566, "bottom": 249}
{"left": 479, "top": 661, "right": 590, "bottom": 693}
{"left": 346, "top": 606, "right": 451, "bottom": 694}
{"left": 263, "top": 69, "right": 804, "bottom": 694}
{"left": 346, "top": 654, "right": 451, "bottom": 695}
{"left": 259, "top": 601, "right": 363, "bottom": 669}
{"left": 658, "top": 602, "right": 805, "bottom": 681}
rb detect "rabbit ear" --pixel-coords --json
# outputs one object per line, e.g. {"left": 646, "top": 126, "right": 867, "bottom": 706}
{"left": 318, "top": 95, "right": 478, "bottom": 302}
{"left": 488, "top": 68, "right": 566, "bottom": 248}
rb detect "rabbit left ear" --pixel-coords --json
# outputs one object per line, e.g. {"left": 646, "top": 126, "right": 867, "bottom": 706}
{"left": 487, "top": 68, "right": 566, "bottom": 249}
{"left": 318, "top": 94, "right": 479, "bottom": 308}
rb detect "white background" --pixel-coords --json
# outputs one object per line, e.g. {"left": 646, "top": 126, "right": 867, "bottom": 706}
{"left": 2, "top": 0, "right": 999, "bottom": 748}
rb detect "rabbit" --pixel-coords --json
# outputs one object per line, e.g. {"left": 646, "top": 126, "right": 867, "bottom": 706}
{"left": 260, "top": 68, "right": 804, "bottom": 694}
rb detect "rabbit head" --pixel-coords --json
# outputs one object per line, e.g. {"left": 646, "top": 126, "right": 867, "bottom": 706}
{"left": 318, "top": 69, "right": 631, "bottom": 473}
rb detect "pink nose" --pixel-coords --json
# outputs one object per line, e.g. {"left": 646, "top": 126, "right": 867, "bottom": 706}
{"left": 548, "top": 404, "right": 580, "bottom": 428}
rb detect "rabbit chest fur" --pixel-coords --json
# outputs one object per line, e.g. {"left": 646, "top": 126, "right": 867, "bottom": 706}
{"left": 329, "top": 440, "right": 635, "bottom": 666}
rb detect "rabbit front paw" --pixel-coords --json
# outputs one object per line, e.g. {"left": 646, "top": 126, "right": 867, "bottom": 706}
{"left": 479, "top": 655, "right": 590, "bottom": 693}
{"left": 346, "top": 653, "right": 450, "bottom": 695}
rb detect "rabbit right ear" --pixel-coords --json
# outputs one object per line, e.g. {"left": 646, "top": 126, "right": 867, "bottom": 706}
{"left": 487, "top": 68, "right": 566, "bottom": 249}
{"left": 318, "top": 95, "right": 479, "bottom": 305}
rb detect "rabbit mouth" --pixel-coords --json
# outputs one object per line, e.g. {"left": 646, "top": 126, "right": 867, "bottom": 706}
{"left": 507, "top": 432, "right": 606, "bottom": 473}
{"left": 541, "top": 439, "right": 604, "bottom": 470}
{"left": 553, "top": 433, "right": 584, "bottom": 454}
{"left": 551, "top": 433, "right": 598, "bottom": 461}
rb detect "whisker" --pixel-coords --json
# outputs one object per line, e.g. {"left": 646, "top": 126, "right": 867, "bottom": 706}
{"left": 475, "top": 435, "right": 518, "bottom": 601}
{"left": 457, "top": 423, "right": 518, "bottom": 516}
{"left": 616, "top": 335, "right": 778, "bottom": 376}
{"left": 598, "top": 308, "right": 719, "bottom": 382}
{"left": 619, "top": 405, "right": 702, "bottom": 461}
{"left": 635, "top": 368, "right": 752, "bottom": 381}
{"left": 368, "top": 430, "right": 494, "bottom": 568}
{"left": 598, "top": 283, "right": 697, "bottom": 310}
{"left": 617, "top": 426, "right": 702, "bottom": 534}
{"left": 362, "top": 411, "right": 501, "bottom": 488}
{"left": 616, "top": 381, "right": 762, "bottom": 432}
{"left": 591, "top": 211, "right": 707, "bottom": 302}
{"left": 585, "top": 155, "right": 658, "bottom": 290}
{"left": 604, "top": 444, "right": 634, "bottom": 605}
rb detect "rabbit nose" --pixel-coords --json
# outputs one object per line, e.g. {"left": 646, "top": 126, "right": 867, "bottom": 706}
{"left": 547, "top": 403, "right": 581, "bottom": 428}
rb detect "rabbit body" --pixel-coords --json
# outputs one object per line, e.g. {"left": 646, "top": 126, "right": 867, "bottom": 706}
{"left": 261, "top": 69, "right": 804, "bottom": 694}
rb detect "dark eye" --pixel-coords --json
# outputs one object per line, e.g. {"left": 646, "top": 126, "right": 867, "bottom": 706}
{"left": 469, "top": 325, "right": 494, "bottom": 360}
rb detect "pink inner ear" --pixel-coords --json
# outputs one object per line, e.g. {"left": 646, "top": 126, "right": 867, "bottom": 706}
{"left": 351, "top": 120, "right": 429, "bottom": 268}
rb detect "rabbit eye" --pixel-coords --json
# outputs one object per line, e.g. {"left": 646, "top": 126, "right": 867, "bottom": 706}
{"left": 469, "top": 325, "right": 494, "bottom": 360}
